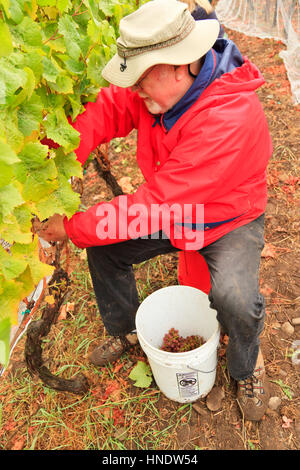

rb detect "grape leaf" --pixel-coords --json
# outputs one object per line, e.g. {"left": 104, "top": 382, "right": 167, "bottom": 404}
{"left": 0, "top": 141, "right": 20, "bottom": 165}
{"left": 11, "top": 238, "right": 54, "bottom": 285}
{"left": 0, "top": 276, "right": 24, "bottom": 325}
{"left": 42, "top": 56, "right": 61, "bottom": 83}
{"left": 11, "top": 16, "right": 42, "bottom": 47}
{"left": 0, "top": 20, "right": 13, "bottom": 57}
{"left": 35, "top": 173, "right": 80, "bottom": 219}
{"left": 0, "top": 245, "right": 27, "bottom": 280}
{"left": 57, "top": 0, "right": 72, "bottom": 14}
{"left": 44, "top": 108, "right": 80, "bottom": 152}
{"left": 129, "top": 361, "right": 153, "bottom": 388}
{"left": 0, "top": 317, "right": 11, "bottom": 367}
{"left": 0, "top": 183, "right": 24, "bottom": 218}
{"left": 58, "top": 15, "right": 82, "bottom": 60}
{"left": 17, "top": 92, "right": 43, "bottom": 136}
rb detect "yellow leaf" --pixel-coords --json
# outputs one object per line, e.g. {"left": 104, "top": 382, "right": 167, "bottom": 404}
{"left": 45, "top": 294, "right": 55, "bottom": 305}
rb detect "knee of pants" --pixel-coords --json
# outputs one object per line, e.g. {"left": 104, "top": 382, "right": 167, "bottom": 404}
{"left": 86, "top": 245, "right": 132, "bottom": 273}
{"left": 209, "top": 283, "right": 265, "bottom": 333}
{"left": 86, "top": 245, "right": 116, "bottom": 264}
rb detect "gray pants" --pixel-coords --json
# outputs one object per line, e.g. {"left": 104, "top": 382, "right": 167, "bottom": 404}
{"left": 87, "top": 214, "right": 265, "bottom": 380}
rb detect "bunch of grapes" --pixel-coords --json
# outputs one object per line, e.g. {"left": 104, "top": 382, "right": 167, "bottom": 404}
{"left": 160, "top": 328, "right": 204, "bottom": 353}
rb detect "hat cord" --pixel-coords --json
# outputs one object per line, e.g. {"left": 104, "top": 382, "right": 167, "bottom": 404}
{"left": 120, "top": 56, "right": 127, "bottom": 72}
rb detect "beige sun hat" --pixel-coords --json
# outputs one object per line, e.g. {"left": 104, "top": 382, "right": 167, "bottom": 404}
{"left": 102, "top": 0, "right": 220, "bottom": 88}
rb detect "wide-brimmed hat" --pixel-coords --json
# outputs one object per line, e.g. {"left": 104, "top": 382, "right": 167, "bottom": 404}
{"left": 102, "top": 0, "right": 220, "bottom": 87}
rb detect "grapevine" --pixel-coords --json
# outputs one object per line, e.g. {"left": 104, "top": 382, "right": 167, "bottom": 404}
{"left": 160, "top": 328, "right": 205, "bottom": 353}
{"left": 0, "top": 0, "right": 144, "bottom": 368}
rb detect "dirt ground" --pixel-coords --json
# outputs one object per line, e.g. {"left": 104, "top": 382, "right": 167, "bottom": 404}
{"left": 0, "top": 26, "right": 299, "bottom": 452}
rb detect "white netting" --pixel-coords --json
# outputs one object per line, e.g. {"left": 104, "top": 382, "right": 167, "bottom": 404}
{"left": 215, "top": 0, "right": 300, "bottom": 104}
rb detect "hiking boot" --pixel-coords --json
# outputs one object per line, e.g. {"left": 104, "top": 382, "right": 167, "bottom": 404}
{"left": 237, "top": 349, "right": 270, "bottom": 421}
{"left": 89, "top": 332, "right": 138, "bottom": 367}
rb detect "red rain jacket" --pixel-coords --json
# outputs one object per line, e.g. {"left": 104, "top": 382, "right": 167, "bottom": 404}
{"left": 64, "top": 57, "right": 272, "bottom": 250}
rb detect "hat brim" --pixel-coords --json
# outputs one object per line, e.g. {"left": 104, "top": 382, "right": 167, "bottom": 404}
{"left": 102, "top": 19, "right": 220, "bottom": 88}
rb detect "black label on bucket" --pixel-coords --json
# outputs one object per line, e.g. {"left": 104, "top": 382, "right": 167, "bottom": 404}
{"left": 176, "top": 372, "right": 199, "bottom": 399}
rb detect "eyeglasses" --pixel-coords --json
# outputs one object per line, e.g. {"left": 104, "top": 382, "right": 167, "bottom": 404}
{"left": 131, "top": 65, "right": 156, "bottom": 91}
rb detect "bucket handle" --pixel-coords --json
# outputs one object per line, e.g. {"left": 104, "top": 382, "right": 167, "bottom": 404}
{"left": 186, "top": 365, "right": 217, "bottom": 374}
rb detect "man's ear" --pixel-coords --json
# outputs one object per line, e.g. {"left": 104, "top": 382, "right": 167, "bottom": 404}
{"left": 174, "top": 64, "right": 187, "bottom": 81}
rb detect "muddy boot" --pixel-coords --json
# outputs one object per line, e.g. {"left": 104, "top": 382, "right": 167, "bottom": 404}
{"left": 237, "top": 349, "right": 270, "bottom": 421}
{"left": 89, "top": 332, "right": 138, "bottom": 367}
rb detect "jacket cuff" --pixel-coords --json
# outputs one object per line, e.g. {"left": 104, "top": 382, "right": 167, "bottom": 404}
{"left": 63, "top": 215, "right": 86, "bottom": 249}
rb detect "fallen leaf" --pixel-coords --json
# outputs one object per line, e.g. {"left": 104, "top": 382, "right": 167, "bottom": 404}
{"left": 45, "top": 295, "right": 55, "bottom": 305}
{"left": 58, "top": 302, "right": 75, "bottom": 321}
{"left": 261, "top": 243, "right": 277, "bottom": 258}
{"left": 117, "top": 176, "right": 134, "bottom": 193}
{"left": 104, "top": 381, "right": 121, "bottom": 400}
{"left": 260, "top": 285, "right": 273, "bottom": 296}
{"left": 11, "top": 436, "right": 25, "bottom": 450}
{"left": 129, "top": 361, "right": 153, "bottom": 388}
{"left": 113, "top": 362, "right": 124, "bottom": 374}
{"left": 58, "top": 304, "right": 68, "bottom": 321}
{"left": 282, "top": 415, "right": 293, "bottom": 428}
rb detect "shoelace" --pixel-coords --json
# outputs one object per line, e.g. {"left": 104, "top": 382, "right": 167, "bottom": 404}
{"left": 239, "top": 367, "right": 264, "bottom": 398}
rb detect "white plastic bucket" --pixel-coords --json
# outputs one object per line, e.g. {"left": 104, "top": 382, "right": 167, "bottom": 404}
{"left": 135, "top": 285, "right": 220, "bottom": 403}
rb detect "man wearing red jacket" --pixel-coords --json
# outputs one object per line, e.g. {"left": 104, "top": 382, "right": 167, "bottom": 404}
{"left": 40, "top": 0, "right": 273, "bottom": 421}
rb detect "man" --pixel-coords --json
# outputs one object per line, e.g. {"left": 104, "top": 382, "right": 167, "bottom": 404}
{"left": 40, "top": 0, "right": 273, "bottom": 421}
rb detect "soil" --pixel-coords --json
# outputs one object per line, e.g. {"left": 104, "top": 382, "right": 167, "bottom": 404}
{"left": 1, "top": 24, "right": 299, "bottom": 452}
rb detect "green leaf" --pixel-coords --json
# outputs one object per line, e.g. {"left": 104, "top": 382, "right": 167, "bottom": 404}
{"left": 49, "top": 74, "right": 73, "bottom": 94}
{"left": 13, "top": 203, "right": 33, "bottom": 232}
{"left": 42, "top": 56, "right": 61, "bottom": 83}
{"left": 17, "top": 92, "right": 43, "bottom": 136}
{"left": 54, "top": 148, "right": 82, "bottom": 179}
{"left": 58, "top": 15, "right": 82, "bottom": 60}
{"left": 0, "top": 110, "right": 24, "bottom": 152}
{"left": 0, "top": 161, "right": 13, "bottom": 188}
{"left": 0, "top": 245, "right": 27, "bottom": 280}
{"left": 0, "top": 140, "right": 20, "bottom": 165}
{"left": 18, "top": 141, "right": 49, "bottom": 167}
{"left": 0, "top": 59, "right": 28, "bottom": 105}
{"left": 24, "top": 51, "right": 43, "bottom": 82}
{"left": 0, "top": 317, "right": 11, "bottom": 367}
{"left": 83, "top": 0, "right": 105, "bottom": 27}
{"left": 0, "top": 276, "right": 24, "bottom": 325}
{"left": 99, "top": 0, "right": 117, "bottom": 17}
{"left": 37, "top": 0, "right": 56, "bottom": 6}
{"left": 0, "top": 0, "right": 11, "bottom": 19}
{"left": 0, "top": 183, "right": 24, "bottom": 218}
{"left": 15, "top": 141, "right": 58, "bottom": 201}
{"left": 87, "top": 48, "right": 108, "bottom": 86}
{"left": 12, "top": 16, "right": 42, "bottom": 47}
{"left": 44, "top": 108, "right": 80, "bottom": 152}
{"left": 57, "top": 0, "right": 72, "bottom": 14}
{"left": 8, "top": 0, "right": 24, "bottom": 24}
{"left": 61, "top": 56, "right": 85, "bottom": 75}
{"left": 11, "top": 238, "right": 54, "bottom": 285}
{"left": 270, "top": 379, "right": 293, "bottom": 400}
{"left": 129, "top": 361, "right": 153, "bottom": 388}
{"left": 0, "top": 20, "right": 13, "bottom": 57}
{"left": 36, "top": 173, "right": 80, "bottom": 219}
{"left": 0, "top": 140, "right": 20, "bottom": 189}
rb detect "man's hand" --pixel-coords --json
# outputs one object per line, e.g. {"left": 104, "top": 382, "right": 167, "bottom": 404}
{"left": 37, "top": 213, "right": 69, "bottom": 243}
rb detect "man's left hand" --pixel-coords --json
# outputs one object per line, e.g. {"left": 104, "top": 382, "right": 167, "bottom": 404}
{"left": 37, "top": 213, "right": 69, "bottom": 243}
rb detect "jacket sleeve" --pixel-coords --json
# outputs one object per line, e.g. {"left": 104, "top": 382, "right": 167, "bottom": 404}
{"left": 71, "top": 85, "right": 140, "bottom": 165}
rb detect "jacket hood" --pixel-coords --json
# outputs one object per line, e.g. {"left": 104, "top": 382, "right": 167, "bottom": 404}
{"left": 210, "top": 39, "right": 265, "bottom": 95}
{"left": 161, "top": 39, "right": 264, "bottom": 131}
